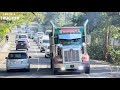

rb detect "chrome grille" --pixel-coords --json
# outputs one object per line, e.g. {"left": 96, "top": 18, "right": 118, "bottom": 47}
{"left": 64, "top": 49, "right": 79, "bottom": 62}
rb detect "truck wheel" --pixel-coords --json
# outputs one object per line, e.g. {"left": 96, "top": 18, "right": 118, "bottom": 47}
{"left": 53, "top": 69, "right": 58, "bottom": 75}
{"left": 45, "top": 55, "right": 47, "bottom": 58}
{"left": 7, "top": 69, "right": 10, "bottom": 72}
{"left": 85, "top": 67, "right": 90, "bottom": 74}
{"left": 50, "top": 53, "right": 53, "bottom": 69}
{"left": 26, "top": 68, "right": 30, "bottom": 72}
{"left": 40, "top": 50, "right": 42, "bottom": 52}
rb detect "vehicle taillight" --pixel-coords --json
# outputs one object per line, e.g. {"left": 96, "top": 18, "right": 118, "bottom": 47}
{"left": 82, "top": 57, "right": 89, "bottom": 62}
{"left": 16, "top": 42, "right": 19, "bottom": 45}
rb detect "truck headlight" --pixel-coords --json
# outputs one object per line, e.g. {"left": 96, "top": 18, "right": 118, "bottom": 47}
{"left": 78, "top": 65, "right": 84, "bottom": 70}
{"left": 61, "top": 67, "right": 65, "bottom": 71}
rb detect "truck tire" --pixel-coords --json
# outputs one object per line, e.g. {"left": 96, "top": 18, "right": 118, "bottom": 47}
{"left": 45, "top": 54, "right": 48, "bottom": 58}
{"left": 40, "top": 49, "right": 43, "bottom": 52}
{"left": 7, "top": 69, "right": 10, "bottom": 72}
{"left": 53, "top": 68, "right": 58, "bottom": 75}
{"left": 26, "top": 68, "right": 30, "bottom": 72}
{"left": 50, "top": 53, "right": 53, "bottom": 69}
{"left": 85, "top": 67, "right": 90, "bottom": 74}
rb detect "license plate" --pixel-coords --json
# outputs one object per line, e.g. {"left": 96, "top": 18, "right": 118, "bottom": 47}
{"left": 21, "top": 43, "right": 23, "bottom": 45}
{"left": 65, "top": 64, "right": 70, "bottom": 69}
{"left": 11, "top": 61, "right": 16, "bottom": 64}
{"left": 65, "top": 64, "right": 74, "bottom": 69}
{"left": 16, "top": 61, "right": 20, "bottom": 64}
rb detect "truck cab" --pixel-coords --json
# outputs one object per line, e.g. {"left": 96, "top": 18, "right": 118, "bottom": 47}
{"left": 49, "top": 20, "right": 91, "bottom": 75}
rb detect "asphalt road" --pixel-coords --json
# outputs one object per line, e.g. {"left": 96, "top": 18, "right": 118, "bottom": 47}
{"left": 0, "top": 30, "right": 120, "bottom": 78}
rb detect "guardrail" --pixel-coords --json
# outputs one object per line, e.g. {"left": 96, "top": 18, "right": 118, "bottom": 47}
{"left": 0, "top": 37, "right": 6, "bottom": 50}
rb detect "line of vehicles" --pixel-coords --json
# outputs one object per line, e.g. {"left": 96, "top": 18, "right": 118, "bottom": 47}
{"left": 5, "top": 20, "right": 91, "bottom": 75}
{"left": 5, "top": 28, "right": 51, "bottom": 72}
{"left": 15, "top": 29, "right": 51, "bottom": 58}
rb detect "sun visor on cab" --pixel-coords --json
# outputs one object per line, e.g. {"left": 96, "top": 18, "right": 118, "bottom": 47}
{"left": 58, "top": 34, "right": 81, "bottom": 39}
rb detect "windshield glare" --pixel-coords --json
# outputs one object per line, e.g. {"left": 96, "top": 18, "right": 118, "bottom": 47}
{"left": 59, "top": 38, "right": 81, "bottom": 45}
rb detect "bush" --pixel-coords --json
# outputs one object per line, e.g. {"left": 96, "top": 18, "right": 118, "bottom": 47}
{"left": 108, "top": 46, "right": 120, "bottom": 65}
{"left": 87, "top": 45, "right": 104, "bottom": 60}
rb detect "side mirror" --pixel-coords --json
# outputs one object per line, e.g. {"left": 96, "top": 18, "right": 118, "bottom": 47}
{"left": 86, "top": 35, "right": 91, "bottom": 45}
{"left": 5, "top": 57, "right": 8, "bottom": 59}
{"left": 29, "top": 56, "right": 31, "bottom": 58}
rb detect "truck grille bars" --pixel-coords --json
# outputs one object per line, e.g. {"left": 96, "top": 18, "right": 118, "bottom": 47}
{"left": 64, "top": 49, "right": 79, "bottom": 62}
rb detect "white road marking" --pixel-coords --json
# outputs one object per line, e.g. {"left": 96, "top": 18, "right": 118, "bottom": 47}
{"left": 0, "top": 43, "right": 10, "bottom": 66}
{"left": 91, "top": 65, "right": 110, "bottom": 68}
{"left": 0, "top": 60, "right": 6, "bottom": 66}
{"left": 29, "top": 41, "right": 40, "bottom": 78}
{"left": 86, "top": 74, "right": 91, "bottom": 78}
{"left": 33, "top": 44, "right": 40, "bottom": 71}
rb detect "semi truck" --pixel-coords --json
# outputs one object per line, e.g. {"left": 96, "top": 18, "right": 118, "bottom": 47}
{"left": 49, "top": 19, "right": 91, "bottom": 75}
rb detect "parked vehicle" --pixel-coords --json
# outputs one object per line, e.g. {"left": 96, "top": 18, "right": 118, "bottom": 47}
{"left": 6, "top": 50, "right": 31, "bottom": 72}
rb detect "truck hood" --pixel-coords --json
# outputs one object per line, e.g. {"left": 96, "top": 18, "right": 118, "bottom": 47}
{"left": 62, "top": 45, "right": 81, "bottom": 49}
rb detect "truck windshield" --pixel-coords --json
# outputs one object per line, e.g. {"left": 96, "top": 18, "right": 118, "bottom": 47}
{"left": 59, "top": 38, "right": 82, "bottom": 45}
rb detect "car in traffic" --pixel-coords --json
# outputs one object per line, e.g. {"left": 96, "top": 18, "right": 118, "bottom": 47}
{"left": 15, "top": 33, "right": 29, "bottom": 43}
{"left": 37, "top": 32, "right": 44, "bottom": 38}
{"left": 45, "top": 45, "right": 50, "bottom": 58}
{"left": 45, "top": 30, "right": 52, "bottom": 36}
{"left": 28, "top": 31, "right": 34, "bottom": 39}
{"left": 33, "top": 33, "right": 38, "bottom": 43}
{"left": 33, "top": 32, "right": 44, "bottom": 44}
{"left": 16, "top": 39, "right": 30, "bottom": 50}
{"left": 6, "top": 50, "right": 31, "bottom": 72}
{"left": 40, "top": 35, "right": 49, "bottom": 52}
{"left": 18, "top": 34, "right": 28, "bottom": 39}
